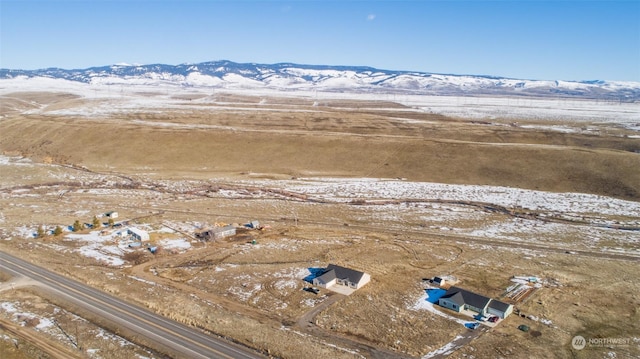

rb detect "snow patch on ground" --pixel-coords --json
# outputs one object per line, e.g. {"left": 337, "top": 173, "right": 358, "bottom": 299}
{"left": 274, "top": 279, "right": 298, "bottom": 291}
{"left": 0, "top": 302, "right": 18, "bottom": 313}
{"left": 228, "top": 283, "right": 262, "bottom": 302}
{"left": 410, "top": 288, "right": 469, "bottom": 326}
{"left": 35, "top": 317, "right": 54, "bottom": 330}
{"left": 158, "top": 237, "right": 191, "bottom": 250}
{"left": 65, "top": 230, "right": 126, "bottom": 266}
{"left": 282, "top": 178, "right": 640, "bottom": 219}
{"left": 0, "top": 155, "right": 34, "bottom": 166}
{"left": 422, "top": 335, "right": 465, "bottom": 359}
{"left": 129, "top": 276, "right": 157, "bottom": 286}
{"left": 12, "top": 225, "right": 36, "bottom": 239}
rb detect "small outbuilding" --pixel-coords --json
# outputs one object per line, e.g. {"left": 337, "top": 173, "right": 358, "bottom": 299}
{"left": 105, "top": 211, "right": 119, "bottom": 219}
{"left": 433, "top": 276, "right": 446, "bottom": 287}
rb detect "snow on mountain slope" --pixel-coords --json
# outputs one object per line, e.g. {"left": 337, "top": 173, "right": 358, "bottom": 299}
{"left": 2, "top": 60, "right": 639, "bottom": 100}
{"left": 185, "top": 72, "right": 224, "bottom": 87}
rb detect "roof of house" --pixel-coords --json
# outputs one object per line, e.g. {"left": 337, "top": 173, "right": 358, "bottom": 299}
{"left": 316, "top": 270, "right": 336, "bottom": 283}
{"left": 440, "top": 291, "right": 465, "bottom": 306}
{"left": 317, "top": 264, "right": 367, "bottom": 284}
{"left": 128, "top": 227, "right": 148, "bottom": 236}
{"left": 442, "top": 286, "right": 492, "bottom": 309}
{"left": 488, "top": 299, "right": 512, "bottom": 312}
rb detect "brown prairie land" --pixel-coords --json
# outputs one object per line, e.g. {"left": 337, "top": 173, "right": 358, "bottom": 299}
{"left": 0, "top": 90, "right": 639, "bottom": 359}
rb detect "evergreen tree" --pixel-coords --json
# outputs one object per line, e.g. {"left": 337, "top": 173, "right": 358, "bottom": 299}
{"left": 92, "top": 216, "right": 101, "bottom": 229}
{"left": 36, "top": 225, "right": 45, "bottom": 238}
{"left": 72, "top": 220, "right": 84, "bottom": 232}
{"left": 108, "top": 218, "right": 115, "bottom": 228}
{"left": 53, "top": 226, "right": 63, "bottom": 236}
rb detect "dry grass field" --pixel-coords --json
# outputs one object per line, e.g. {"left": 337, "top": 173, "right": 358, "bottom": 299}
{"left": 1, "top": 91, "right": 639, "bottom": 199}
{"left": 0, "top": 89, "right": 639, "bottom": 359}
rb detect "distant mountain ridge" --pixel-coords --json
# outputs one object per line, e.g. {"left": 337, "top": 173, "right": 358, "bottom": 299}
{"left": 2, "top": 60, "right": 639, "bottom": 100}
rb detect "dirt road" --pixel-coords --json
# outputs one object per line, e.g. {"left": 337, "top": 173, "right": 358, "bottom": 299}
{"left": 0, "top": 318, "right": 86, "bottom": 359}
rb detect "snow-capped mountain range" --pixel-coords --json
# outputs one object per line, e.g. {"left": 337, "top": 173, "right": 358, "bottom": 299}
{"left": 2, "top": 60, "right": 639, "bottom": 100}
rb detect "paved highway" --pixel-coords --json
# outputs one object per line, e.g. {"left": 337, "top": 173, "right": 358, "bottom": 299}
{"left": 0, "top": 251, "right": 264, "bottom": 359}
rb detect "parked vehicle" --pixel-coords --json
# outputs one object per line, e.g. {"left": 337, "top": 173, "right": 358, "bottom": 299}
{"left": 518, "top": 324, "right": 530, "bottom": 332}
{"left": 467, "top": 322, "right": 480, "bottom": 330}
{"left": 304, "top": 287, "right": 320, "bottom": 294}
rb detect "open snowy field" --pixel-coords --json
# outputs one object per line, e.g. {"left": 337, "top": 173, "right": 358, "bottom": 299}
{"left": 1, "top": 76, "right": 639, "bottom": 126}
{"left": 1, "top": 80, "right": 639, "bottom": 358}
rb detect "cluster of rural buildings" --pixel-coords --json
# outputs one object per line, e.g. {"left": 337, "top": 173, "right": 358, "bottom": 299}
{"left": 99, "top": 210, "right": 514, "bottom": 325}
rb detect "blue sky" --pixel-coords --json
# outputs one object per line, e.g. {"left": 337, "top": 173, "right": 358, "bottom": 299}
{"left": 1, "top": 1, "right": 639, "bottom": 81}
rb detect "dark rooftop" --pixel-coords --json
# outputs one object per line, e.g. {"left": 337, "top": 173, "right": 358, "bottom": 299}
{"left": 488, "top": 299, "right": 512, "bottom": 312}
{"left": 317, "top": 264, "right": 366, "bottom": 284}
{"left": 443, "top": 286, "right": 492, "bottom": 309}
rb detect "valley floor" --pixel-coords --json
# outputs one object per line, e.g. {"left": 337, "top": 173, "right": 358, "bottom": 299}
{"left": 0, "top": 87, "right": 639, "bottom": 358}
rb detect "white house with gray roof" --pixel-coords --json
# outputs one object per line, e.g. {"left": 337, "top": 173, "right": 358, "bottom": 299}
{"left": 313, "top": 264, "right": 370, "bottom": 290}
{"left": 439, "top": 286, "right": 513, "bottom": 319}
